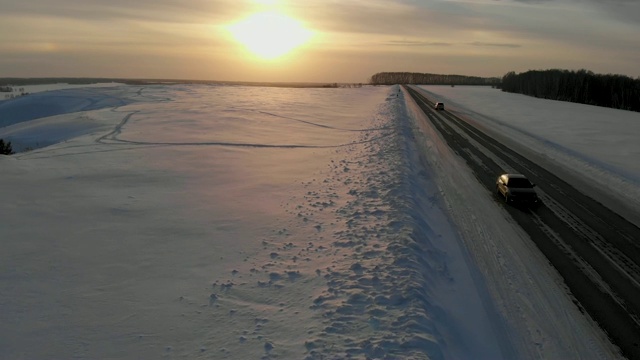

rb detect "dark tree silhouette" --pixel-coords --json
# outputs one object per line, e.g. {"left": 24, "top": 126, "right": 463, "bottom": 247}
{"left": 369, "top": 72, "right": 500, "bottom": 86}
{"left": 500, "top": 69, "right": 640, "bottom": 112}
{"left": 0, "top": 138, "right": 14, "bottom": 155}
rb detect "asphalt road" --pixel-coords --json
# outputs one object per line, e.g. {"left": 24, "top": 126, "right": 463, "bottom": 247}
{"left": 405, "top": 85, "right": 640, "bottom": 359}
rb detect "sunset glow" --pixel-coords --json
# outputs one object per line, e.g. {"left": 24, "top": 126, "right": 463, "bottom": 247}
{"left": 229, "top": 12, "right": 312, "bottom": 60}
{"left": 1, "top": 1, "right": 639, "bottom": 82}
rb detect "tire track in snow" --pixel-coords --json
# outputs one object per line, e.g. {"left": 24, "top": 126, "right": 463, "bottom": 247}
{"left": 226, "top": 107, "right": 392, "bottom": 132}
{"left": 19, "top": 110, "right": 395, "bottom": 161}
{"left": 93, "top": 107, "right": 393, "bottom": 149}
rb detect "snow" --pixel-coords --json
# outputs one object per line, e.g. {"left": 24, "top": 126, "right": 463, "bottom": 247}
{"left": 0, "top": 83, "right": 629, "bottom": 359}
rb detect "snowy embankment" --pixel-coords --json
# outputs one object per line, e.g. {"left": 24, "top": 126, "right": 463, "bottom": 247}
{"left": 0, "top": 85, "right": 136, "bottom": 152}
{"left": 0, "top": 84, "right": 621, "bottom": 359}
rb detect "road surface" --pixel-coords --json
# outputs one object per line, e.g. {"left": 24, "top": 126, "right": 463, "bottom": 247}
{"left": 406, "top": 85, "right": 640, "bottom": 359}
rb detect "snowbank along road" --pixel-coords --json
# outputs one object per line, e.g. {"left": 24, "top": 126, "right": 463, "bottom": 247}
{"left": 406, "top": 85, "right": 640, "bottom": 359}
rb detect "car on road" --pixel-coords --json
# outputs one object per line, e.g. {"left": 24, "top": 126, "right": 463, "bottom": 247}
{"left": 496, "top": 173, "right": 539, "bottom": 204}
{"left": 434, "top": 102, "right": 444, "bottom": 110}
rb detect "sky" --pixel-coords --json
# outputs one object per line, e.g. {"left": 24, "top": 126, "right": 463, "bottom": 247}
{"left": 1, "top": 0, "right": 639, "bottom": 83}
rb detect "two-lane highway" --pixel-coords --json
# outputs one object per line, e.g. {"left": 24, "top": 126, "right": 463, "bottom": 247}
{"left": 405, "top": 85, "right": 640, "bottom": 359}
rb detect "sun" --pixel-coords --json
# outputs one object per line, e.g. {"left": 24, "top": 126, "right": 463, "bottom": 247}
{"left": 229, "top": 12, "right": 313, "bottom": 60}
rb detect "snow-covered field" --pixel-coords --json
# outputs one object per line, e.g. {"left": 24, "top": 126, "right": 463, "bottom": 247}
{"left": 1, "top": 83, "right": 631, "bottom": 359}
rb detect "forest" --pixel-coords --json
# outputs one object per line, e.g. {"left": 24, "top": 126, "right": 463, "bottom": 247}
{"left": 500, "top": 69, "right": 640, "bottom": 112}
{"left": 369, "top": 72, "right": 500, "bottom": 86}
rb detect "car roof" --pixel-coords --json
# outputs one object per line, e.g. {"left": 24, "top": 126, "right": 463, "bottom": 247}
{"left": 503, "top": 173, "right": 527, "bottom": 179}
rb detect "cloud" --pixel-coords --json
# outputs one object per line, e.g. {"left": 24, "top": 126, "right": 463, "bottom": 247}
{"left": 382, "top": 40, "right": 521, "bottom": 48}
{"left": 591, "top": 0, "right": 640, "bottom": 24}
{"left": 510, "top": 0, "right": 552, "bottom": 3}
{"left": 508, "top": 0, "right": 640, "bottom": 24}
{"left": 0, "top": 0, "right": 238, "bottom": 24}
{"left": 383, "top": 40, "right": 453, "bottom": 47}
{"left": 469, "top": 41, "right": 522, "bottom": 48}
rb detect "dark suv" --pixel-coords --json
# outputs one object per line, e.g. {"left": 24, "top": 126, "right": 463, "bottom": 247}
{"left": 496, "top": 173, "right": 539, "bottom": 204}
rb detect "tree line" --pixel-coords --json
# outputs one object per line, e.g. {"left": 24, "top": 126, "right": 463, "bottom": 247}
{"left": 369, "top": 72, "right": 500, "bottom": 86}
{"left": 501, "top": 69, "right": 640, "bottom": 112}
{"left": 0, "top": 77, "right": 358, "bottom": 89}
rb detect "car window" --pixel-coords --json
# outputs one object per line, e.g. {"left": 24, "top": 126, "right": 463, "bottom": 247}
{"left": 507, "top": 178, "right": 533, "bottom": 188}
